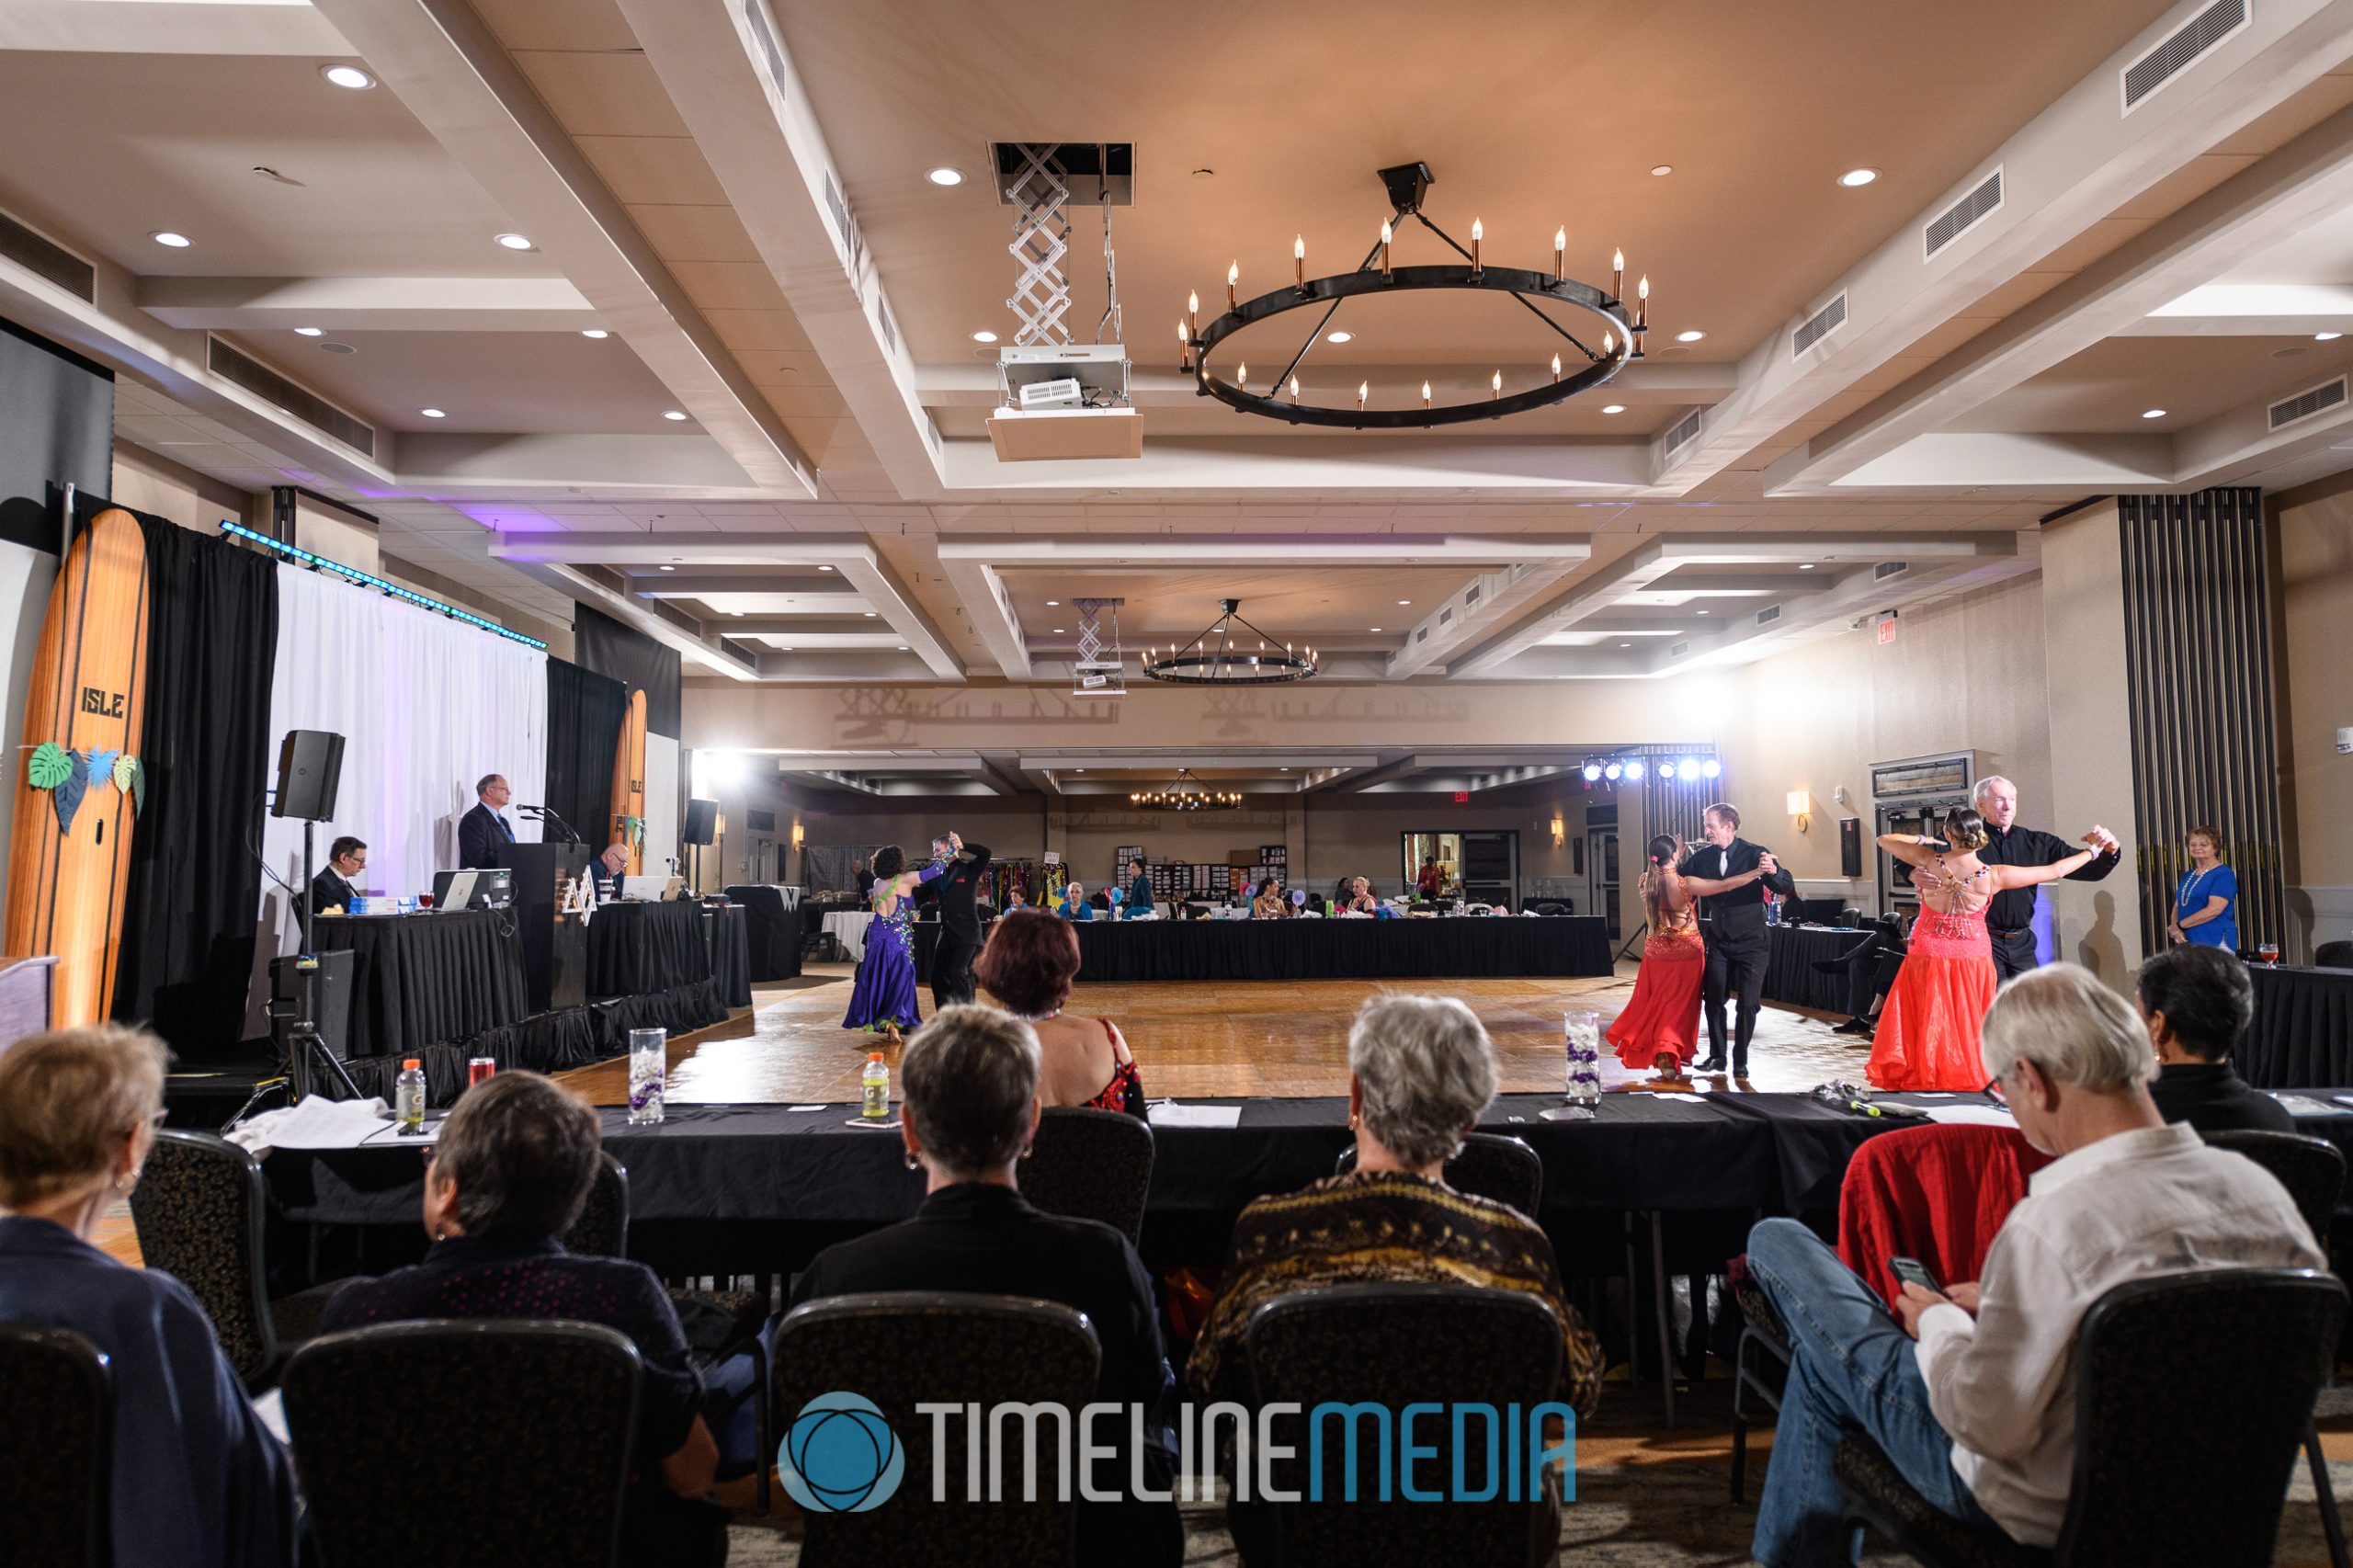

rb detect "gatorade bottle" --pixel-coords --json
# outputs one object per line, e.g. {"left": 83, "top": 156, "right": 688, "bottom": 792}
{"left": 861, "top": 1052, "right": 891, "bottom": 1119}
{"left": 395, "top": 1059, "right": 426, "bottom": 1134}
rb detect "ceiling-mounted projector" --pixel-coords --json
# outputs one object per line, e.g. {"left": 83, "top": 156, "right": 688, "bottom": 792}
{"left": 989, "top": 344, "right": 1140, "bottom": 461}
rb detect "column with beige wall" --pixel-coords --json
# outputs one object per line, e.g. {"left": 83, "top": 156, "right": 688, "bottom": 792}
{"left": 2038, "top": 510, "right": 2142, "bottom": 987}
{"left": 2273, "top": 476, "right": 2353, "bottom": 957}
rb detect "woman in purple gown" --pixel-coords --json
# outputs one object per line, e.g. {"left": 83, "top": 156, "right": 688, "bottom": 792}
{"left": 842, "top": 844, "right": 945, "bottom": 1040}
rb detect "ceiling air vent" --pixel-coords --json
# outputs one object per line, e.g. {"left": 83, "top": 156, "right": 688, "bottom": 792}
{"left": 1755, "top": 603, "right": 1782, "bottom": 627}
{"left": 1924, "top": 167, "right": 2004, "bottom": 259}
{"left": 2269, "top": 377, "right": 2348, "bottom": 431}
{"left": 1873, "top": 561, "right": 1911, "bottom": 582}
{"left": 1464, "top": 582, "right": 1482, "bottom": 606}
{"left": 1667, "top": 640, "right": 1690, "bottom": 660}
{"left": 0, "top": 208, "right": 95, "bottom": 302}
{"left": 1663, "top": 409, "right": 1704, "bottom": 452}
{"left": 2123, "top": 0, "right": 2248, "bottom": 113}
{"left": 205, "top": 335, "right": 375, "bottom": 458}
{"left": 1792, "top": 292, "right": 1847, "bottom": 358}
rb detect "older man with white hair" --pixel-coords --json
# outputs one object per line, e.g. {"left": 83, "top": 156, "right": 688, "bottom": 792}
{"left": 1743, "top": 963, "right": 2322, "bottom": 1565}
{"left": 1969, "top": 775, "right": 2120, "bottom": 981}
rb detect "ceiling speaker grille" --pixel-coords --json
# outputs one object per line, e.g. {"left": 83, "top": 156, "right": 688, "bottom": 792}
{"left": 205, "top": 335, "right": 375, "bottom": 458}
{"left": 1792, "top": 293, "right": 1847, "bottom": 358}
{"left": 2269, "top": 377, "right": 2348, "bottom": 430}
{"left": 0, "top": 208, "right": 94, "bottom": 301}
{"left": 1874, "top": 561, "right": 1911, "bottom": 582}
{"left": 2123, "top": 0, "right": 2249, "bottom": 112}
{"left": 1924, "top": 168, "right": 2004, "bottom": 259}
{"left": 1663, "top": 409, "right": 1703, "bottom": 452}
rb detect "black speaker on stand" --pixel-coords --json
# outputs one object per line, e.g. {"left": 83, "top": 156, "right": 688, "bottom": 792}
{"left": 270, "top": 729, "right": 362, "bottom": 1101}
{"left": 683, "top": 798, "right": 718, "bottom": 894}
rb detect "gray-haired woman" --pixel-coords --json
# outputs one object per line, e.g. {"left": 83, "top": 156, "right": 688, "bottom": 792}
{"left": 1186, "top": 994, "right": 1605, "bottom": 1414}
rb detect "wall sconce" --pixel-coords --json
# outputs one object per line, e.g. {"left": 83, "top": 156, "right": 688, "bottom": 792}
{"left": 1787, "top": 790, "right": 1813, "bottom": 834}
{"left": 790, "top": 822, "right": 805, "bottom": 851}
{"left": 1550, "top": 813, "right": 1566, "bottom": 847}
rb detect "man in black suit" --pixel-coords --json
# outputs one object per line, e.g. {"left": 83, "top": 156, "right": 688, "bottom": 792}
{"left": 309, "top": 835, "right": 368, "bottom": 915}
{"left": 852, "top": 857, "right": 874, "bottom": 902}
{"left": 457, "top": 773, "right": 517, "bottom": 869}
{"left": 1972, "top": 775, "right": 2120, "bottom": 981}
{"left": 1684, "top": 801, "right": 1798, "bottom": 1078}
{"left": 2136, "top": 944, "right": 2291, "bottom": 1133}
{"left": 926, "top": 832, "right": 992, "bottom": 1009}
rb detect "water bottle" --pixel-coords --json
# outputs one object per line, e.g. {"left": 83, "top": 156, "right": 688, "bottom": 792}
{"left": 394, "top": 1059, "right": 426, "bottom": 1134}
{"left": 861, "top": 1052, "right": 891, "bottom": 1119}
{"left": 1766, "top": 894, "right": 1781, "bottom": 927}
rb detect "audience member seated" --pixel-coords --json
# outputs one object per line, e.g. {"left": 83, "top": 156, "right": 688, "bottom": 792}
{"left": 1340, "top": 876, "right": 1380, "bottom": 915}
{"left": 789, "top": 1006, "right": 1180, "bottom": 1566}
{"left": 2136, "top": 943, "right": 2291, "bottom": 1134}
{"left": 1054, "top": 880, "right": 1094, "bottom": 920}
{"left": 972, "top": 909, "right": 1143, "bottom": 1114}
{"left": 1251, "top": 875, "right": 1290, "bottom": 918}
{"left": 0, "top": 1025, "right": 298, "bottom": 1568}
{"left": 1186, "top": 995, "right": 1604, "bottom": 1415}
{"left": 319, "top": 1071, "right": 724, "bottom": 1567}
{"left": 1744, "top": 962, "right": 2323, "bottom": 1565}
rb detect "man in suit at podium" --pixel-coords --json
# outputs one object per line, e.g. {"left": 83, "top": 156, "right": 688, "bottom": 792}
{"left": 458, "top": 774, "right": 517, "bottom": 869}
{"left": 310, "top": 836, "right": 368, "bottom": 915}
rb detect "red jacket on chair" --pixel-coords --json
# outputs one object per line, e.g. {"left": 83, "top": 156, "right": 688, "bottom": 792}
{"left": 1837, "top": 1122, "right": 2053, "bottom": 1310}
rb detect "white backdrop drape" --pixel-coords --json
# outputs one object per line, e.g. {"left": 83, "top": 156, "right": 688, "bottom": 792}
{"left": 257, "top": 565, "right": 546, "bottom": 953}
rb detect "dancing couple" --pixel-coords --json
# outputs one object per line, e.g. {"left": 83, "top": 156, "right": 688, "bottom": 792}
{"left": 1609, "top": 806, "right": 1792, "bottom": 1082}
{"left": 841, "top": 831, "right": 989, "bottom": 1040}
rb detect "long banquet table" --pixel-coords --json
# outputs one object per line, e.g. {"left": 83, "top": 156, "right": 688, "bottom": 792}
{"left": 2237, "top": 963, "right": 2353, "bottom": 1087}
{"left": 1051, "top": 915, "right": 1616, "bottom": 983}
{"left": 1760, "top": 924, "right": 1867, "bottom": 1013}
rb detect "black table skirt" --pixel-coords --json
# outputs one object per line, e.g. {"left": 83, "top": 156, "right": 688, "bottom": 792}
{"left": 586, "top": 900, "right": 713, "bottom": 998}
{"left": 994, "top": 916, "right": 1618, "bottom": 983}
{"left": 312, "top": 910, "right": 528, "bottom": 1062}
{"left": 708, "top": 905, "right": 753, "bottom": 1009}
{"left": 724, "top": 887, "right": 802, "bottom": 983}
{"left": 1762, "top": 926, "right": 1868, "bottom": 1014}
{"left": 2238, "top": 965, "right": 2353, "bottom": 1087}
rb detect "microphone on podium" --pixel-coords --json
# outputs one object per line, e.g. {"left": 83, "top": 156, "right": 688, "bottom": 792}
{"left": 513, "top": 803, "right": 584, "bottom": 845}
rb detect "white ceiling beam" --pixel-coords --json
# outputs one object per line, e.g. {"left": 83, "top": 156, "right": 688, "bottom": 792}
{"left": 932, "top": 432, "right": 1654, "bottom": 496}
{"left": 308, "top": 0, "right": 819, "bottom": 496}
{"left": 1384, "top": 553, "right": 1593, "bottom": 678}
{"left": 0, "top": 0, "right": 351, "bottom": 54}
{"left": 134, "top": 275, "right": 601, "bottom": 334}
{"left": 1825, "top": 431, "right": 2173, "bottom": 494}
{"left": 2120, "top": 281, "right": 2353, "bottom": 335}
{"left": 396, "top": 433, "right": 756, "bottom": 496}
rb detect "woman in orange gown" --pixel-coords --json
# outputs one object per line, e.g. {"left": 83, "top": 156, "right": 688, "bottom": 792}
{"left": 1868, "top": 807, "right": 2104, "bottom": 1091}
{"left": 1610, "top": 834, "right": 1754, "bottom": 1080}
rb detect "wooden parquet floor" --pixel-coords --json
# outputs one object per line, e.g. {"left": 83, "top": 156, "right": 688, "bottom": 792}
{"left": 554, "top": 963, "right": 1883, "bottom": 1107}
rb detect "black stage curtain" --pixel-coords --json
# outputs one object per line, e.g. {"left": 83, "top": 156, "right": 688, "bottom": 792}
{"left": 110, "top": 517, "right": 279, "bottom": 1057}
{"left": 544, "top": 656, "right": 627, "bottom": 849}
{"left": 574, "top": 601, "right": 682, "bottom": 737}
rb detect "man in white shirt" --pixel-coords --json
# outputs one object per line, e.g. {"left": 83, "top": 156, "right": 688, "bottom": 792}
{"left": 1746, "top": 962, "right": 2323, "bottom": 1565}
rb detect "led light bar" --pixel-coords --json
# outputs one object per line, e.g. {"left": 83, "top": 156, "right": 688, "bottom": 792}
{"left": 219, "top": 520, "right": 548, "bottom": 650}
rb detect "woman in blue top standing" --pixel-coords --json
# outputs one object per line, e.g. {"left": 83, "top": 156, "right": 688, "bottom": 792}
{"left": 2169, "top": 824, "right": 2239, "bottom": 952}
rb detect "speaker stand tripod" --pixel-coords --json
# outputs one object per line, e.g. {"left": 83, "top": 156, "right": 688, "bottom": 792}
{"left": 286, "top": 816, "right": 363, "bottom": 1101}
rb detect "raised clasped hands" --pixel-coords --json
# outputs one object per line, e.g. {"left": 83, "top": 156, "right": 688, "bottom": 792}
{"left": 2083, "top": 825, "right": 2118, "bottom": 854}
{"left": 1757, "top": 852, "right": 1779, "bottom": 877}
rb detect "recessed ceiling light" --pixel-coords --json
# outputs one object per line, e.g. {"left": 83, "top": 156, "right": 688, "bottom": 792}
{"left": 863, "top": 611, "right": 877, "bottom": 618}
{"left": 1602, "top": 403, "right": 1626, "bottom": 414}
{"left": 658, "top": 564, "right": 675, "bottom": 572}
{"left": 320, "top": 342, "right": 356, "bottom": 354}
{"left": 1619, "top": 642, "right": 1631, "bottom": 648}
{"left": 1676, "top": 330, "right": 1706, "bottom": 343}
{"left": 1074, "top": 767, "right": 1086, "bottom": 773}
{"left": 729, "top": 609, "right": 743, "bottom": 616}
{"left": 662, "top": 410, "right": 688, "bottom": 421}
{"left": 1045, "top": 599, "right": 1060, "bottom": 606}
{"left": 152, "top": 231, "right": 192, "bottom": 248}
{"left": 420, "top": 408, "right": 446, "bottom": 418}
{"left": 925, "top": 166, "right": 964, "bottom": 187}
{"left": 2318, "top": 331, "right": 2344, "bottom": 341}
{"left": 1327, "top": 331, "right": 1354, "bottom": 344}
{"left": 294, "top": 327, "right": 323, "bottom": 337}
{"left": 1651, "top": 165, "right": 1674, "bottom": 176}
{"left": 494, "top": 233, "right": 533, "bottom": 251}
{"left": 896, "top": 644, "right": 909, "bottom": 651}
{"left": 1397, "top": 599, "right": 1412, "bottom": 605}
{"left": 972, "top": 330, "right": 999, "bottom": 344}
{"left": 2142, "top": 408, "right": 2166, "bottom": 419}
{"left": 1370, "top": 626, "right": 1382, "bottom": 631}
{"left": 819, "top": 564, "right": 833, "bottom": 572}
{"left": 321, "top": 64, "right": 375, "bottom": 89}
{"left": 1838, "top": 167, "right": 1881, "bottom": 187}
{"left": 1696, "top": 608, "right": 1711, "bottom": 615}
{"left": 1053, "top": 628, "right": 1065, "bottom": 633}
{"left": 582, "top": 329, "right": 609, "bottom": 339}
{"left": 1799, "top": 562, "right": 1817, "bottom": 570}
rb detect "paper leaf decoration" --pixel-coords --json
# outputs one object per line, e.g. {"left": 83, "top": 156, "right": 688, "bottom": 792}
{"left": 27, "top": 741, "right": 72, "bottom": 790}
{"left": 85, "top": 748, "right": 119, "bottom": 792}
{"left": 117, "top": 755, "right": 145, "bottom": 816}
{"left": 51, "top": 760, "right": 88, "bottom": 835}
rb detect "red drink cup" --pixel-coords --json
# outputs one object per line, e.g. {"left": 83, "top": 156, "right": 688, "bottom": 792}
{"left": 467, "top": 1057, "right": 495, "bottom": 1086}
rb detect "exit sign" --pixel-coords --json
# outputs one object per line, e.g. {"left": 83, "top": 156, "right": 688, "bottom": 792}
{"left": 1876, "top": 618, "right": 1897, "bottom": 645}
{"left": 1453, "top": 790, "right": 1470, "bottom": 803}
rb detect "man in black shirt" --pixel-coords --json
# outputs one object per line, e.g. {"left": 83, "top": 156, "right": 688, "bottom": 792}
{"left": 924, "top": 831, "right": 992, "bottom": 1009}
{"left": 852, "top": 857, "right": 874, "bottom": 901}
{"left": 1971, "top": 776, "right": 2120, "bottom": 982}
{"left": 309, "top": 835, "right": 368, "bottom": 915}
{"left": 1683, "top": 802, "right": 1798, "bottom": 1077}
{"left": 2135, "top": 943, "right": 2291, "bottom": 1133}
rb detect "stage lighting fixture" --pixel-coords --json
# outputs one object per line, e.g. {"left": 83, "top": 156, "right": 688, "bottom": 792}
{"left": 1604, "top": 762, "right": 1623, "bottom": 781}
{"left": 1581, "top": 762, "right": 1602, "bottom": 782}
{"left": 1624, "top": 760, "right": 1646, "bottom": 781}
{"left": 1702, "top": 758, "right": 1722, "bottom": 778}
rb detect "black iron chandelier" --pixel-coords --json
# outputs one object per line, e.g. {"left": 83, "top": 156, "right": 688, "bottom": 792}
{"left": 1140, "top": 598, "right": 1318, "bottom": 685}
{"left": 1131, "top": 767, "right": 1243, "bottom": 812}
{"left": 1179, "top": 161, "right": 1649, "bottom": 429}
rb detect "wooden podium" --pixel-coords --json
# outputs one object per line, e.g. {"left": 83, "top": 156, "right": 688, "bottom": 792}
{"left": 493, "top": 841, "right": 586, "bottom": 1014}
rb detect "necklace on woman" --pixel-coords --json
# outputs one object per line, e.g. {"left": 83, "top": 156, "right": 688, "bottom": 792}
{"left": 1016, "top": 1007, "right": 1063, "bottom": 1023}
{"left": 2181, "top": 864, "right": 2215, "bottom": 907}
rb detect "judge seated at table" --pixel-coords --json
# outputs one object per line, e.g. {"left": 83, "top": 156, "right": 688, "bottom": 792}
{"left": 1055, "top": 881, "right": 1094, "bottom": 921}
{"left": 2135, "top": 943, "right": 2291, "bottom": 1134}
{"left": 593, "top": 842, "right": 631, "bottom": 899}
{"left": 1251, "top": 875, "right": 1290, "bottom": 918}
{"left": 310, "top": 835, "right": 368, "bottom": 915}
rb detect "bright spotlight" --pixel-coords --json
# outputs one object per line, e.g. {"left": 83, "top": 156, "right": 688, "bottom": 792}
{"left": 1623, "top": 760, "right": 1646, "bottom": 782}
{"left": 1701, "top": 758, "right": 1722, "bottom": 779}
{"left": 1581, "top": 762, "right": 1602, "bottom": 782}
{"left": 1677, "top": 758, "right": 1699, "bottom": 781}
{"left": 1604, "top": 762, "right": 1623, "bottom": 781}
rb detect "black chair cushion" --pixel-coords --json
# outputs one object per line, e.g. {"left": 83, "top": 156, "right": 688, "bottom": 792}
{"left": 0, "top": 1327, "right": 108, "bottom": 1568}
{"left": 1016, "top": 1106, "right": 1155, "bottom": 1244}
{"left": 1835, "top": 1436, "right": 2046, "bottom": 1568}
{"left": 129, "top": 1131, "right": 274, "bottom": 1385}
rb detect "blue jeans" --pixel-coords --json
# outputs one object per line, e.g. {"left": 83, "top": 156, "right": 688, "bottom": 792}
{"left": 1745, "top": 1218, "right": 1997, "bottom": 1566}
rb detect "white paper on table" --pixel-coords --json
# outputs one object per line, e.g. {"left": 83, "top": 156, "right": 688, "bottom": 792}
{"left": 1650, "top": 1092, "right": 1708, "bottom": 1103}
{"left": 787, "top": 1105, "right": 827, "bottom": 1112}
{"left": 2272, "top": 1095, "right": 2344, "bottom": 1118}
{"left": 233, "top": 1096, "right": 415, "bottom": 1151}
{"left": 1919, "top": 1106, "right": 2018, "bottom": 1128}
{"left": 1148, "top": 1102, "right": 1245, "bottom": 1129}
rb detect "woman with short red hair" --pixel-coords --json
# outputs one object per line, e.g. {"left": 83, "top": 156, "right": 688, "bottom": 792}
{"left": 972, "top": 909, "right": 1145, "bottom": 1115}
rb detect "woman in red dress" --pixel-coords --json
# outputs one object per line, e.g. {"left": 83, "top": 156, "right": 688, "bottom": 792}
{"left": 1610, "top": 834, "right": 1756, "bottom": 1080}
{"left": 1868, "top": 807, "right": 2104, "bottom": 1091}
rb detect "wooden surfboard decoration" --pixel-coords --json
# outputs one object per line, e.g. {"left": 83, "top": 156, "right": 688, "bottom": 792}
{"left": 4, "top": 507, "right": 149, "bottom": 1028}
{"left": 608, "top": 686, "right": 647, "bottom": 875}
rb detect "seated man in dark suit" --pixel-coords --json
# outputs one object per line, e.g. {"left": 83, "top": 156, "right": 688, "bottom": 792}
{"left": 2136, "top": 943, "right": 2291, "bottom": 1133}
{"left": 309, "top": 835, "right": 368, "bottom": 915}
{"left": 456, "top": 773, "right": 517, "bottom": 869}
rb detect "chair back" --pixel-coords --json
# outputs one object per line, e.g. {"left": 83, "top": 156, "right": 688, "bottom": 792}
{"left": 0, "top": 1327, "right": 109, "bottom": 1568}
{"left": 1015, "top": 1106, "right": 1154, "bottom": 1244}
{"left": 2059, "top": 1267, "right": 2345, "bottom": 1565}
{"left": 2202, "top": 1130, "right": 2344, "bottom": 1241}
{"left": 128, "top": 1129, "right": 276, "bottom": 1386}
{"left": 2314, "top": 939, "right": 2353, "bottom": 970}
{"left": 1336, "top": 1131, "right": 1544, "bottom": 1218}
{"left": 773, "top": 1291, "right": 1099, "bottom": 1567}
{"left": 1836, "top": 1122, "right": 2051, "bottom": 1309}
{"left": 283, "top": 1321, "right": 641, "bottom": 1568}
{"left": 560, "top": 1152, "right": 631, "bottom": 1258}
{"left": 1243, "top": 1283, "right": 1566, "bottom": 1568}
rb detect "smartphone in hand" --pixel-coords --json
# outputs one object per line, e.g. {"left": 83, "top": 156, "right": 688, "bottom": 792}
{"left": 1891, "top": 1256, "right": 1943, "bottom": 1295}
